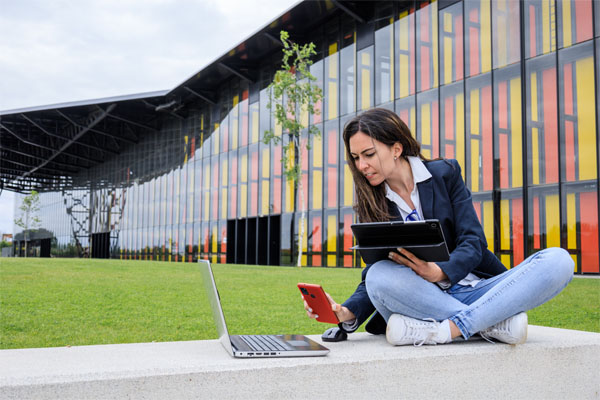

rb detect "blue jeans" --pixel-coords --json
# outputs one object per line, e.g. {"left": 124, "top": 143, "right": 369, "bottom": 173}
{"left": 365, "top": 247, "right": 574, "bottom": 339}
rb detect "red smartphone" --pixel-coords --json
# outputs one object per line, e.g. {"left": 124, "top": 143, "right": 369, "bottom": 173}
{"left": 298, "top": 283, "right": 340, "bottom": 324}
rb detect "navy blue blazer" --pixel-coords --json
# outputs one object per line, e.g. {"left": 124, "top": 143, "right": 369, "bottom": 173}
{"left": 341, "top": 158, "right": 507, "bottom": 334}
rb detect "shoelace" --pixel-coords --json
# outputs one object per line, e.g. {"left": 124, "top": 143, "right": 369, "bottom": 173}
{"left": 405, "top": 317, "right": 440, "bottom": 346}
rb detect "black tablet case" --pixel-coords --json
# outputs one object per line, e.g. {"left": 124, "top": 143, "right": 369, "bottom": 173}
{"left": 350, "top": 219, "right": 450, "bottom": 264}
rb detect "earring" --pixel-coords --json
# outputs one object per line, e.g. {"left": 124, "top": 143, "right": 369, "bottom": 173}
{"left": 394, "top": 156, "right": 397, "bottom": 161}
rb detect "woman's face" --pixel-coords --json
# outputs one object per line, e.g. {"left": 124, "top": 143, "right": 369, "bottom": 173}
{"left": 348, "top": 130, "right": 401, "bottom": 186}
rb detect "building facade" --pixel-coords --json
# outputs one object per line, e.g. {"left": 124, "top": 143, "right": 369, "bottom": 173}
{"left": 6, "top": 0, "right": 600, "bottom": 273}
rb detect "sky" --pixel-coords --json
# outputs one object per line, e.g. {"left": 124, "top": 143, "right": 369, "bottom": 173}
{"left": 0, "top": 0, "right": 299, "bottom": 236}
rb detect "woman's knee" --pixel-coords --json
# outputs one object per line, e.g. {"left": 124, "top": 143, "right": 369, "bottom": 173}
{"left": 365, "top": 260, "right": 410, "bottom": 298}
{"left": 542, "top": 247, "right": 574, "bottom": 286}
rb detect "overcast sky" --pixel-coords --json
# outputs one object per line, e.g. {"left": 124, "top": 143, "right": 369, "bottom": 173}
{"left": 0, "top": 0, "right": 299, "bottom": 235}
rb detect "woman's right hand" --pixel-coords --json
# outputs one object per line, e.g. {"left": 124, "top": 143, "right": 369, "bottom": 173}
{"left": 303, "top": 292, "right": 356, "bottom": 323}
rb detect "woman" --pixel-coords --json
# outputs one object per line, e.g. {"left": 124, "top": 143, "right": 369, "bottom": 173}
{"left": 305, "top": 108, "right": 573, "bottom": 346}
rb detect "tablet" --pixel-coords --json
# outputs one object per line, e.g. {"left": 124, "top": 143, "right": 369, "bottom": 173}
{"left": 350, "top": 219, "right": 450, "bottom": 264}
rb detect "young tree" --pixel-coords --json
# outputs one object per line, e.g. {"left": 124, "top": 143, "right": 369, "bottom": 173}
{"left": 14, "top": 190, "right": 41, "bottom": 257}
{"left": 263, "top": 30, "right": 323, "bottom": 267}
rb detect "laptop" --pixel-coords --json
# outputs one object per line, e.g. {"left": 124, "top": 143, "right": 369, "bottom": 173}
{"left": 350, "top": 219, "right": 450, "bottom": 264}
{"left": 198, "top": 259, "right": 329, "bottom": 358}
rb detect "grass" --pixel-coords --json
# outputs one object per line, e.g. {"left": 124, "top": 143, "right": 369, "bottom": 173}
{"left": 0, "top": 258, "right": 598, "bottom": 349}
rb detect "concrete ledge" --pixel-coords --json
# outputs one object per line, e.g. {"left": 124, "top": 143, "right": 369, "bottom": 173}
{"left": 1, "top": 325, "right": 599, "bottom": 399}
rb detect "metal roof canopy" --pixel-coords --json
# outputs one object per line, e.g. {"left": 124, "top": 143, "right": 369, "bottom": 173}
{"left": 0, "top": 1, "right": 376, "bottom": 194}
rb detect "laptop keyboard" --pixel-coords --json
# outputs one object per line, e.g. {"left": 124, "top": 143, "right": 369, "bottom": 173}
{"left": 239, "top": 335, "right": 293, "bottom": 351}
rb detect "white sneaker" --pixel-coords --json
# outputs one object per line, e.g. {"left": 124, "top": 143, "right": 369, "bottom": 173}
{"left": 480, "top": 312, "right": 528, "bottom": 345}
{"left": 386, "top": 314, "right": 450, "bottom": 346}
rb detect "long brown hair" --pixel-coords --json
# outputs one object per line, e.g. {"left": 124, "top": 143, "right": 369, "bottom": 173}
{"left": 343, "top": 108, "right": 426, "bottom": 223}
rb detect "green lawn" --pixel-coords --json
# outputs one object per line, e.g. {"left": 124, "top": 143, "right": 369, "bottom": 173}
{"left": 1, "top": 258, "right": 598, "bottom": 349}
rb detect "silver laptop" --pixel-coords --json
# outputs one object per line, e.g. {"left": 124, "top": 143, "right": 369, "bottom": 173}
{"left": 199, "top": 259, "right": 329, "bottom": 358}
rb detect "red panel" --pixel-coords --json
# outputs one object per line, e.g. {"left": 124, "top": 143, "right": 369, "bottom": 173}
{"left": 420, "top": 7, "right": 429, "bottom": 41}
{"left": 242, "top": 90, "right": 248, "bottom": 100}
{"left": 211, "top": 190, "right": 218, "bottom": 219}
{"left": 532, "top": 196, "right": 540, "bottom": 248}
{"left": 580, "top": 191, "right": 599, "bottom": 272}
{"left": 328, "top": 129, "right": 337, "bottom": 163}
{"left": 190, "top": 138, "right": 196, "bottom": 161}
{"left": 274, "top": 146, "right": 282, "bottom": 175}
{"left": 529, "top": 5, "right": 536, "bottom": 57}
{"left": 399, "top": 109, "right": 409, "bottom": 124}
{"left": 482, "top": 85, "right": 494, "bottom": 191}
{"left": 421, "top": 46, "right": 430, "bottom": 91}
{"left": 343, "top": 213, "right": 354, "bottom": 267}
{"left": 500, "top": 134, "right": 509, "bottom": 188}
{"left": 250, "top": 151, "right": 259, "bottom": 180}
{"left": 542, "top": 67, "right": 558, "bottom": 184}
{"left": 328, "top": 167, "right": 337, "bottom": 208}
{"left": 473, "top": 201, "right": 482, "bottom": 223}
{"left": 455, "top": 15, "right": 464, "bottom": 81}
{"left": 564, "top": 63, "right": 573, "bottom": 115}
{"left": 273, "top": 178, "right": 281, "bottom": 214}
{"left": 445, "top": 96, "right": 454, "bottom": 140}
{"left": 432, "top": 100, "right": 439, "bottom": 158}
{"left": 230, "top": 187, "right": 237, "bottom": 218}
{"left": 469, "top": 7, "right": 478, "bottom": 23}
{"left": 312, "top": 216, "right": 322, "bottom": 266}
{"left": 445, "top": 144, "right": 454, "bottom": 159}
{"left": 512, "top": 198, "right": 524, "bottom": 265}
{"left": 498, "top": 81, "right": 508, "bottom": 130}
{"left": 231, "top": 156, "right": 238, "bottom": 184}
{"left": 565, "top": 121, "right": 575, "bottom": 181}
{"left": 575, "top": 0, "right": 593, "bottom": 43}
{"left": 469, "top": 27, "right": 480, "bottom": 76}
{"left": 221, "top": 227, "right": 227, "bottom": 264}
{"left": 409, "top": 17, "right": 416, "bottom": 95}
{"left": 301, "top": 172, "right": 308, "bottom": 209}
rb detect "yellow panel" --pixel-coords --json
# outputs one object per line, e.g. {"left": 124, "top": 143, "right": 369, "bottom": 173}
{"left": 329, "top": 42, "right": 337, "bottom": 55}
{"left": 286, "top": 179, "right": 294, "bottom": 212}
{"left": 361, "top": 52, "right": 371, "bottom": 110}
{"left": 456, "top": 93, "right": 465, "bottom": 180}
{"left": 497, "top": 0, "right": 506, "bottom": 11}
{"left": 313, "top": 136, "right": 323, "bottom": 167}
{"left": 261, "top": 181, "right": 269, "bottom": 215}
{"left": 530, "top": 72, "right": 538, "bottom": 121}
{"left": 501, "top": 254, "right": 511, "bottom": 269}
{"left": 327, "top": 215, "right": 336, "bottom": 252}
{"left": 471, "top": 139, "right": 480, "bottom": 192}
{"left": 262, "top": 148, "right": 270, "bottom": 178}
{"left": 444, "top": 36, "right": 453, "bottom": 85}
{"left": 510, "top": 78, "right": 523, "bottom": 187}
{"left": 389, "top": 25, "right": 394, "bottom": 100}
{"left": 344, "top": 164, "right": 353, "bottom": 207}
{"left": 423, "top": 149, "right": 431, "bottom": 159}
{"left": 212, "top": 226, "right": 217, "bottom": 253}
{"left": 542, "top": 0, "right": 550, "bottom": 53}
{"left": 399, "top": 16, "right": 409, "bottom": 50}
{"left": 313, "top": 170, "right": 323, "bottom": 209}
{"left": 240, "top": 185, "right": 247, "bottom": 217}
{"left": 567, "top": 193, "right": 577, "bottom": 248}
{"left": 410, "top": 107, "right": 416, "bottom": 134}
{"left": 470, "top": 89, "right": 480, "bottom": 135}
{"left": 570, "top": 254, "right": 578, "bottom": 272}
{"left": 532, "top": 127, "right": 540, "bottom": 185}
{"left": 444, "top": 12, "right": 452, "bottom": 33}
{"left": 251, "top": 110, "right": 259, "bottom": 142}
{"left": 546, "top": 194, "right": 560, "bottom": 247}
{"left": 500, "top": 199, "right": 510, "bottom": 250}
{"left": 221, "top": 160, "right": 228, "bottom": 185}
{"left": 400, "top": 54, "right": 409, "bottom": 98}
{"left": 562, "top": 0, "right": 572, "bottom": 47}
{"left": 481, "top": 0, "right": 492, "bottom": 73}
{"left": 221, "top": 189, "right": 227, "bottom": 219}
{"left": 204, "top": 192, "right": 210, "bottom": 220}
{"left": 575, "top": 57, "right": 598, "bottom": 180}
{"left": 483, "top": 200, "right": 494, "bottom": 251}
{"left": 421, "top": 103, "right": 431, "bottom": 145}
{"left": 241, "top": 154, "right": 248, "bottom": 182}
{"left": 213, "top": 124, "right": 219, "bottom": 154}
{"left": 328, "top": 81, "right": 338, "bottom": 119}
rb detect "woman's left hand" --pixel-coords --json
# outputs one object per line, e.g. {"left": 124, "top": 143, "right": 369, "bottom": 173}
{"left": 388, "top": 248, "right": 447, "bottom": 283}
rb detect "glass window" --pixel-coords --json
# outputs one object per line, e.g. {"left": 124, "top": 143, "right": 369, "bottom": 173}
{"left": 324, "top": 209, "right": 337, "bottom": 267}
{"left": 238, "top": 146, "right": 248, "bottom": 218}
{"left": 395, "top": 96, "right": 416, "bottom": 136}
{"left": 464, "top": 0, "right": 492, "bottom": 77}
{"left": 440, "top": 82, "right": 466, "bottom": 177}
{"left": 259, "top": 142, "right": 270, "bottom": 216}
{"left": 310, "top": 59, "right": 324, "bottom": 125}
{"left": 325, "top": 21, "right": 340, "bottom": 121}
{"left": 524, "top": 0, "right": 557, "bottom": 59}
{"left": 340, "top": 17, "right": 355, "bottom": 116}
{"left": 248, "top": 143, "right": 259, "bottom": 217}
{"left": 339, "top": 114, "right": 355, "bottom": 208}
{"left": 440, "top": 2, "right": 464, "bottom": 86}
{"left": 271, "top": 143, "right": 283, "bottom": 214}
{"left": 557, "top": 0, "right": 593, "bottom": 48}
{"left": 308, "top": 211, "right": 323, "bottom": 267}
{"left": 492, "top": 0, "right": 521, "bottom": 69}
{"left": 559, "top": 41, "right": 597, "bottom": 183}
{"left": 228, "top": 151, "right": 238, "bottom": 219}
{"left": 339, "top": 207, "right": 356, "bottom": 267}
{"left": 395, "top": 3, "right": 416, "bottom": 99}
{"left": 526, "top": 54, "right": 559, "bottom": 186}
{"left": 375, "top": 4, "right": 394, "bottom": 105}
{"left": 324, "top": 119, "right": 338, "bottom": 209}
{"left": 466, "top": 73, "right": 493, "bottom": 193}
{"left": 416, "top": 89, "right": 439, "bottom": 159}
{"left": 416, "top": 1, "right": 439, "bottom": 92}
